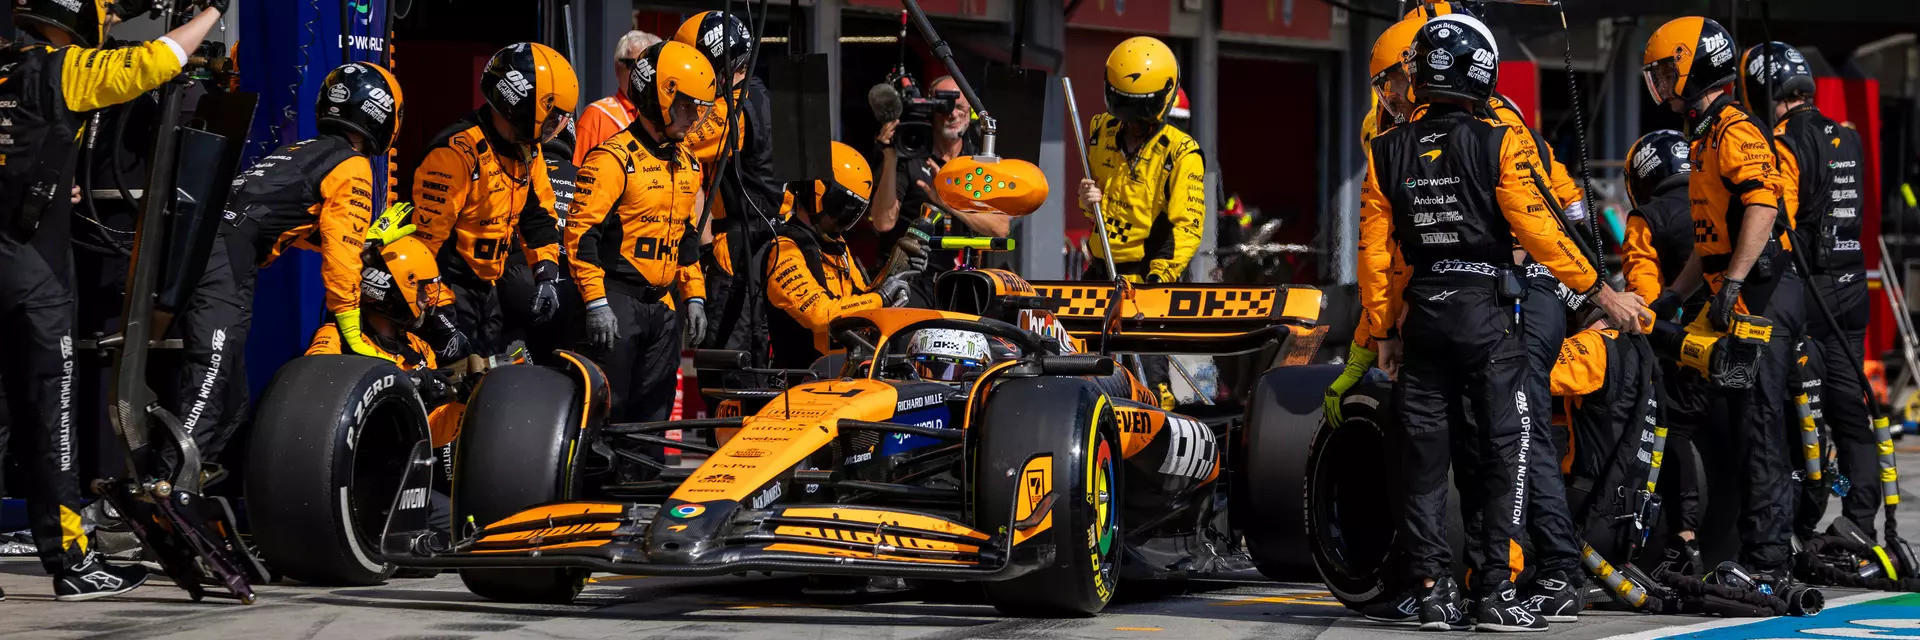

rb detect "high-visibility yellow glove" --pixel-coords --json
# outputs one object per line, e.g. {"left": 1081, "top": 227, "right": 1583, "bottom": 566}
{"left": 368, "top": 201, "right": 416, "bottom": 245}
{"left": 1323, "top": 342, "right": 1376, "bottom": 425}
{"left": 334, "top": 308, "right": 384, "bottom": 358}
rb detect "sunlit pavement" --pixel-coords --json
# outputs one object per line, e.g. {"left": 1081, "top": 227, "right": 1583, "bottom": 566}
{"left": 1, "top": 449, "right": 1916, "bottom": 639}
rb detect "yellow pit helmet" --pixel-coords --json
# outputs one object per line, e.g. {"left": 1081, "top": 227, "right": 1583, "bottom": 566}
{"left": 1104, "top": 36, "right": 1180, "bottom": 124}
{"left": 482, "top": 42, "right": 580, "bottom": 145}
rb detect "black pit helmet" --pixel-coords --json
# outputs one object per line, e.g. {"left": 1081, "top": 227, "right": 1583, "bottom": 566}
{"left": 673, "top": 11, "right": 753, "bottom": 80}
{"left": 1624, "top": 129, "right": 1691, "bottom": 209}
{"left": 316, "top": 62, "right": 404, "bottom": 155}
{"left": 1737, "top": 41, "right": 1815, "bottom": 120}
{"left": 1409, "top": 13, "right": 1500, "bottom": 104}
{"left": 15, "top": 0, "right": 106, "bottom": 47}
{"left": 481, "top": 43, "right": 580, "bottom": 145}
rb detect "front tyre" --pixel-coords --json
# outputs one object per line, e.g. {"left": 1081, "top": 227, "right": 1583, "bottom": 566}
{"left": 975, "top": 377, "right": 1121, "bottom": 617}
{"left": 247, "top": 355, "right": 428, "bottom": 586}
{"left": 453, "top": 360, "right": 601, "bottom": 603}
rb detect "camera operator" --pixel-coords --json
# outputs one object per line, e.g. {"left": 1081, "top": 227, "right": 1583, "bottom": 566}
{"left": 872, "top": 76, "right": 1006, "bottom": 300}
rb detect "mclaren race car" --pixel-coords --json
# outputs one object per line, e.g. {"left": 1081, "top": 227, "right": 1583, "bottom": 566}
{"left": 378, "top": 270, "right": 1330, "bottom": 616}
{"left": 243, "top": 256, "right": 1332, "bottom": 616}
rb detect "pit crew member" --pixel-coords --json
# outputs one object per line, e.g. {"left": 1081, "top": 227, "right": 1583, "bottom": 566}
{"left": 766, "top": 142, "right": 912, "bottom": 368}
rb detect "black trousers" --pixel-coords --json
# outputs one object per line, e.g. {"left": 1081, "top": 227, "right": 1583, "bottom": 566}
{"left": 0, "top": 234, "right": 87, "bottom": 572}
{"left": 445, "top": 277, "right": 503, "bottom": 359}
{"left": 596, "top": 289, "right": 683, "bottom": 426}
{"left": 1659, "top": 361, "right": 1715, "bottom": 535}
{"left": 174, "top": 232, "right": 255, "bottom": 466}
{"left": 1515, "top": 271, "right": 1582, "bottom": 576}
{"left": 1396, "top": 281, "right": 1533, "bottom": 591}
{"left": 1801, "top": 273, "right": 1878, "bottom": 538}
{"left": 496, "top": 258, "right": 582, "bottom": 364}
{"left": 1729, "top": 271, "right": 1806, "bottom": 573}
{"left": 701, "top": 218, "right": 771, "bottom": 354}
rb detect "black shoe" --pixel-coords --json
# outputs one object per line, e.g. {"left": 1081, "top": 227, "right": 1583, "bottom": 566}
{"left": 53, "top": 552, "right": 148, "bottom": 602}
{"left": 1359, "top": 589, "right": 1421, "bottom": 625}
{"left": 1473, "top": 581, "right": 1548, "bottom": 632}
{"left": 1418, "top": 577, "right": 1468, "bottom": 631}
{"left": 1521, "top": 571, "right": 1581, "bottom": 622}
{"left": 1657, "top": 536, "right": 1703, "bottom": 577}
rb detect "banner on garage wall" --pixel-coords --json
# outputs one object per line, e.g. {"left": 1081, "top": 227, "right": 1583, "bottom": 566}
{"left": 237, "top": 0, "right": 390, "bottom": 395}
{"left": 1066, "top": 0, "right": 1171, "bottom": 34}
{"left": 1220, "top": 0, "right": 1333, "bottom": 43}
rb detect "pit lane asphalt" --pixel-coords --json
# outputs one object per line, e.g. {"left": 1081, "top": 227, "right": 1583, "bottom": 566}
{"left": 3, "top": 449, "right": 1917, "bottom": 639}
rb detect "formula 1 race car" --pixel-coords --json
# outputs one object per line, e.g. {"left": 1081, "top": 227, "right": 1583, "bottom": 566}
{"left": 365, "top": 271, "right": 1330, "bottom": 616}
{"left": 242, "top": 256, "right": 1331, "bottom": 615}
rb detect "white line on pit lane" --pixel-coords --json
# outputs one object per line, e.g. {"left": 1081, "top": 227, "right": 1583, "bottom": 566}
{"left": 1594, "top": 591, "right": 1890, "bottom": 640}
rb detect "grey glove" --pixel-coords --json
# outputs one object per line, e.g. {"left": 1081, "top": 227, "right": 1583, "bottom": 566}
{"left": 585, "top": 300, "right": 618, "bottom": 351}
{"left": 875, "top": 276, "right": 911, "bottom": 308}
{"left": 684, "top": 297, "right": 707, "bottom": 346}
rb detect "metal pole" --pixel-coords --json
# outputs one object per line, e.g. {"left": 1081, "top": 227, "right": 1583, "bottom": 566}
{"left": 1061, "top": 76, "right": 1119, "bottom": 281}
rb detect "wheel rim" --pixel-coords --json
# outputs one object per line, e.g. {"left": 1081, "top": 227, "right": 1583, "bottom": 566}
{"left": 1089, "top": 425, "right": 1118, "bottom": 602}
{"left": 1312, "top": 422, "right": 1394, "bottom": 590}
{"left": 346, "top": 395, "right": 414, "bottom": 566}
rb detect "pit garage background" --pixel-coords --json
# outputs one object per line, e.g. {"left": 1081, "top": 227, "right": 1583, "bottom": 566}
{"left": 137, "top": 0, "right": 1920, "bottom": 419}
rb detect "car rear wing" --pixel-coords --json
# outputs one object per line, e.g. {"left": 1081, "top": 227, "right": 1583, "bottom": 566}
{"left": 1026, "top": 282, "right": 1327, "bottom": 359}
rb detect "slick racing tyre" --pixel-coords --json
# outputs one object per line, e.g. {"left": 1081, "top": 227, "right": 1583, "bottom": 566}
{"left": 1234, "top": 363, "right": 1343, "bottom": 581}
{"left": 975, "top": 377, "right": 1122, "bottom": 617}
{"left": 1305, "top": 380, "right": 1464, "bottom": 609}
{"left": 454, "top": 360, "right": 599, "bottom": 603}
{"left": 248, "top": 355, "right": 429, "bottom": 586}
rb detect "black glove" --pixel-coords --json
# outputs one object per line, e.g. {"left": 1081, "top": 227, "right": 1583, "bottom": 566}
{"left": 1709, "top": 276, "right": 1744, "bottom": 332}
{"left": 410, "top": 368, "right": 455, "bottom": 408}
{"left": 422, "top": 305, "right": 471, "bottom": 361}
{"left": 529, "top": 260, "right": 562, "bottom": 325}
{"left": 187, "top": 0, "right": 230, "bottom": 14}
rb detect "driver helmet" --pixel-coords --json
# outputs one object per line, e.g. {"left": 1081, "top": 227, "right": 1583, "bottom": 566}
{"left": 907, "top": 328, "right": 990, "bottom": 383}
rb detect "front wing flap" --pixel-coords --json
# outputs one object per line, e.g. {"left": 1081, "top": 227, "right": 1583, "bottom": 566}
{"left": 383, "top": 500, "right": 1039, "bottom": 580}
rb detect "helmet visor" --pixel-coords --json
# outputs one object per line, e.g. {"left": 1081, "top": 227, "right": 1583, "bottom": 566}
{"left": 1105, "top": 83, "right": 1169, "bottom": 124}
{"left": 1643, "top": 58, "right": 1682, "bottom": 105}
{"left": 913, "top": 354, "right": 983, "bottom": 383}
{"left": 664, "top": 91, "right": 714, "bottom": 134}
{"left": 408, "top": 278, "right": 438, "bottom": 329}
{"left": 818, "top": 182, "right": 870, "bottom": 233}
{"left": 537, "top": 110, "right": 571, "bottom": 144}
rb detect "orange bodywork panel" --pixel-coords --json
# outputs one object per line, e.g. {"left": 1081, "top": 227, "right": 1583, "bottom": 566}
{"left": 1011, "top": 455, "right": 1053, "bottom": 546}
{"left": 671, "top": 379, "right": 898, "bottom": 505}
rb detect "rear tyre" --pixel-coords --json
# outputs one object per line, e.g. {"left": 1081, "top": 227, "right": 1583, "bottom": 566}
{"left": 1305, "top": 381, "right": 1465, "bottom": 609}
{"left": 248, "top": 355, "right": 428, "bottom": 586}
{"left": 975, "top": 377, "right": 1121, "bottom": 617}
{"left": 453, "top": 364, "right": 593, "bottom": 603}
{"left": 1234, "top": 364, "right": 1343, "bottom": 581}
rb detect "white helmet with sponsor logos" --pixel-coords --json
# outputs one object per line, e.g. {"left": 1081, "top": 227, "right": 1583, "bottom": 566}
{"left": 907, "top": 328, "right": 990, "bottom": 383}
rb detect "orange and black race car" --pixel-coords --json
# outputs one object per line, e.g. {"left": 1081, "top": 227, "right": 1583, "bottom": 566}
{"left": 338, "top": 269, "right": 1331, "bottom": 616}
{"left": 242, "top": 155, "right": 1334, "bottom": 615}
